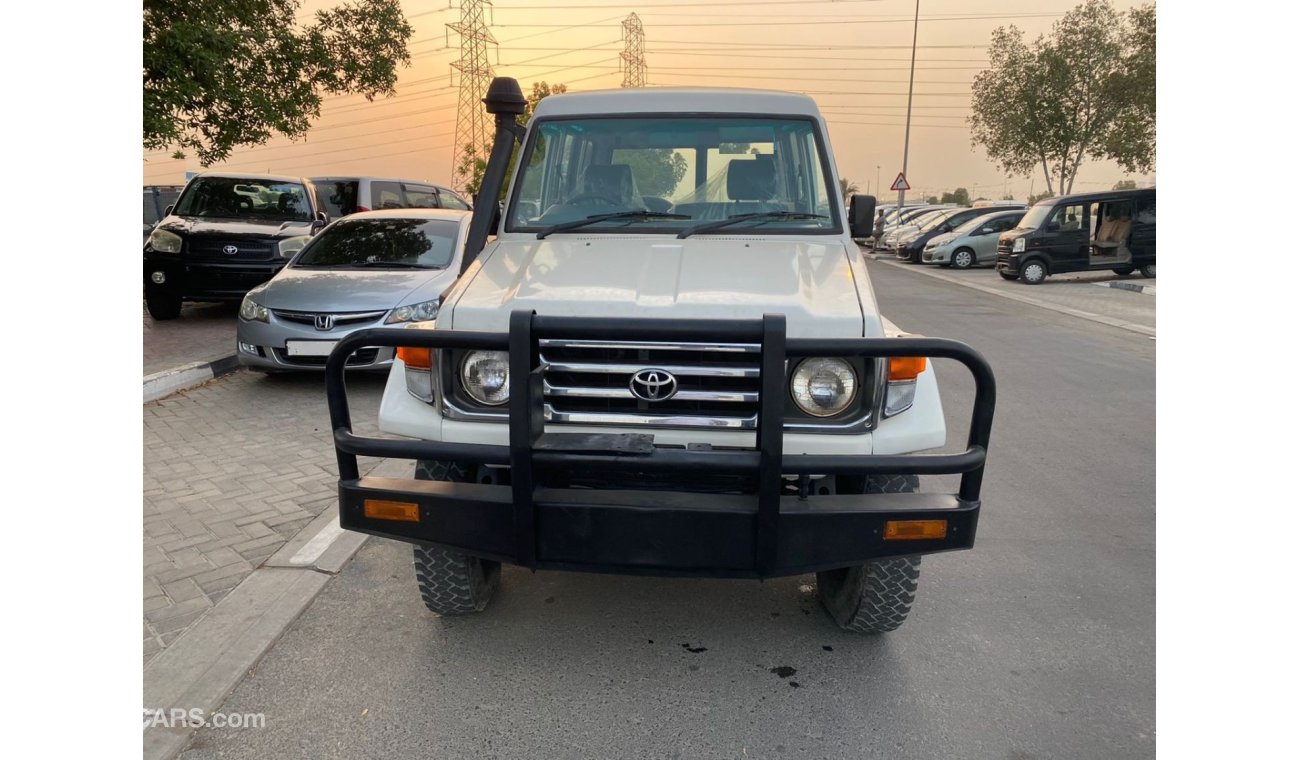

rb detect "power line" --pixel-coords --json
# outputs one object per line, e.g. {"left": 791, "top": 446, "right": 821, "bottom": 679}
{"left": 495, "top": 13, "right": 1064, "bottom": 27}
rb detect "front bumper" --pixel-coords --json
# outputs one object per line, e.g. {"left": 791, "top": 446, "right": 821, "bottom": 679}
{"left": 144, "top": 253, "right": 284, "bottom": 301}
{"left": 326, "top": 312, "right": 997, "bottom": 579}
{"left": 237, "top": 314, "right": 394, "bottom": 371}
{"left": 922, "top": 247, "right": 951, "bottom": 263}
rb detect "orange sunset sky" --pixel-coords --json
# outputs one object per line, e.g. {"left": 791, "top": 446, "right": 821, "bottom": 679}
{"left": 141, "top": 0, "right": 1155, "bottom": 200}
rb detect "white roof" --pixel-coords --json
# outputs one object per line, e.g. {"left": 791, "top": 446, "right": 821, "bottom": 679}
{"left": 531, "top": 87, "right": 824, "bottom": 119}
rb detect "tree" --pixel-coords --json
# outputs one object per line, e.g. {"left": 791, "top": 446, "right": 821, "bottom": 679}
{"left": 925, "top": 195, "right": 940, "bottom": 205}
{"left": 1113, "top": 179, "right": 1138, "bottom": 190}
{"left": 1028, "top": 190, "right": 1055, "bottom": 205}
{"left": 940, "top": 187, "right": 971, "bottom": 206}
{"left": 969, "top": 1, "right": 1156, "bottom": 196}
{"left": 1001, "top": 193, "right": 1017, "bottom": 201}
{"left": 839, "top": 178, "right": 860, "bottom": 200}
{"left": 622, "top": 151, "right": 688, "bottom": 197}
{"left": 144, "top": 0, "right": 413, "bottom": 166}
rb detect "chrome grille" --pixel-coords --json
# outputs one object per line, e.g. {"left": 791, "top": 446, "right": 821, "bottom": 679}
{"left": 539, "top": 339, "right": 762, "bottom": 429}
{"left": 271, "top": 309, "right": 387, "bottom": 328}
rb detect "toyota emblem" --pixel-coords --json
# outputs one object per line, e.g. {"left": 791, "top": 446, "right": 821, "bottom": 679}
{"left": 629, "top": 368, "right": 678, "bottom": 402}
{"left": 222, "top": 244, "right": 239, "bottom": 255}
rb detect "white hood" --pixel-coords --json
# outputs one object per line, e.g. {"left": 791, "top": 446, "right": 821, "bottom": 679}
{"left": 445, "top": 236, "right": 870, "bottom": 338}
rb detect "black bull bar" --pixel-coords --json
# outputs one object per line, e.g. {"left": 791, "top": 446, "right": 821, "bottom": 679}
{"left": 326, "top": 311, "right": 996, "bottom": 578}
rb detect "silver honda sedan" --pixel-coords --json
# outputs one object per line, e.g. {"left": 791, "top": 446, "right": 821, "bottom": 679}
{"left": 236, "top": 208, "right": 470, "bottom": 372}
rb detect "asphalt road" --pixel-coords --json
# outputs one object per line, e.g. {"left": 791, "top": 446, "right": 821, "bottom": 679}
{"left": 181, "top": 259, "right": 1155, "bottom": 760}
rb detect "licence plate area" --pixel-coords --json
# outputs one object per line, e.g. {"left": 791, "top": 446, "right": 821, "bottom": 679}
{"left": 286, "top": 340, "right": 339, "bottom": 357}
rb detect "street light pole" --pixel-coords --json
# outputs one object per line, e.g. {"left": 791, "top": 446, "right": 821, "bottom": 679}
{"left": 899, "top": 0, "right": 920, "bottom": 216}
{"left": 876, "top": 164, "right": 881, "bottom": 202}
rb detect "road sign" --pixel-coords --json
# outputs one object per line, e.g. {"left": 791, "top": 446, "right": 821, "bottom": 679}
{"left": 890, "top": 173, "right": 910, "bottom": 192}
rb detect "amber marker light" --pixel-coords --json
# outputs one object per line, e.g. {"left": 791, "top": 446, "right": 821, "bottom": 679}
{"left": 363, "top": 499, "right": 421, "bottom": 523}
{"left": 888, "top": 356, "right": 928, "bottom": 381}
{"left": 883, "top": 519, "right": 948, "bottom": 540}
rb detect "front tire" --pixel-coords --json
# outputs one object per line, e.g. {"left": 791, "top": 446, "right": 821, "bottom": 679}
{"left": 1139, "top": 264, "right": 1156, "bottom": 278}
{"left": 999, "top": 271, "right": 1019, "bottom": 280}
{"left": 951, "top": 248, "right": 976, "bottom": 269}
{"left": 1112, "top": 266, "right": 1135, "bottom": 276}
{"left": 411, "top": 460, "right": 501, "bottom": 615}
{"left": 1019, "top": 260, "right": 1047, "bottom": 285}
{"left": 145, "top": 290, "right": 182, "bottom": 320}
{"left": 817, "top": 474, "right": 922, "bottom": 634}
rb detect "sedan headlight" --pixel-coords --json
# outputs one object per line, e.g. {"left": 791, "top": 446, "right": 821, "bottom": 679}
{"left": 239, "top": 294, "right": 269, "bottom": 323}
{"left": 147, "top": 228, "right": 182, "bottom": 254}
{"left": 790, "top": 358, "right": 857, "bottom": 417}
{"left": 1012, "top": 238, "right": 1026, "bottom": 253}
{"left": 277, "top": 236, "right": 311, "bottom": 259}
{"left": 386, "top": 298, "right": 441, "bottom": 325}
{"left": 461, "top": 350, "right": 510, "bottom": 406}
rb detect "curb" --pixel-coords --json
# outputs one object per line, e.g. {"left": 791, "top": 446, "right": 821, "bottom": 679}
{"left": 861, "top": 251, "right": 1156, "bottom": 337}
{"left": 144, "top": 355, "right": 240, "bottom": 403}
{"left": 1097, "top": 280, "right": 1156, "bottom": 295}
{"left": 142, "top": 457, "right": 408, "bottom": 760}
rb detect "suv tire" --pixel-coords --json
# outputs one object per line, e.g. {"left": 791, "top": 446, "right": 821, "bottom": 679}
{"left": 411, "top": 460, "right": 501, "bottom": 615}
{"left": 1112, "top": 266, "right": 1135, "bottom": 276}
{"left": 817, "top": 474, "right": 922, "bottom": 633}
{"left": 1139, "top": 264, "right": 1156, "bottom": 278}
{"left": 145, "top": 290, "right": 182, "bottom": 320}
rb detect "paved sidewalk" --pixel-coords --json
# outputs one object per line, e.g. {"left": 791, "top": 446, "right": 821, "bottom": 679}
{"left": 143, "top": 370, "right": 388, "bottom": 665}
{"left": 862, "top": 252, "right": 1156, "bottom": 334}
{"left": 144, "top": 301, "right": 240, "bottom": 376}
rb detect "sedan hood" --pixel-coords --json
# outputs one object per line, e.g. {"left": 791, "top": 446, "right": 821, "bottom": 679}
{"left": 446, "top": 236, "right": 869, "bottom": 338}
{"left": 927, "top": 232, "right": 958, "bottom": 247}
{"left": 157, "top": 216, "right": 315, "bottom": 240}
{"left": 255, "top": 266, "right": 453, "bottom": 312}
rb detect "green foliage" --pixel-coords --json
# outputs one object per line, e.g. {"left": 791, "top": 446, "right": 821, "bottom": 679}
{"left": 838, "top": 177, "right": 860, "bottom": 201}
{"left": 940, "top": 187, "right": 971, "bottom": 206}
{"left": 925, "top": 195, "right": 940, "bottom": 205}
{"left": 144, "top": 0, "right": 413, "bottom": 166}
{"left": 1113, "top": 179, "right": 1138, "bottom": 190}
{"left": 969, "top": 1, "right": 1155, "bottom": 196}
{"left": 622, "top": 150, "right": 689, "bottom": 197}
{"left": 1028, "top": 191, "right": 1055, "bottom": 205}
{"left": 1001, "top": 193, "right": 1017, "bottom": 201}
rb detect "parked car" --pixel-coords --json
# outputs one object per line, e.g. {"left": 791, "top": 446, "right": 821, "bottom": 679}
{"left": 311, "top": 176, "right": 472, "bottom": 219}
{"left": 896, "top": 205, "right": 1027, "bottom": 263}
{"left": 921, "top": 210, "right": 1026, "bottom": 268}
{"left": 996, "top": 188, "right": 1155, "bottom": 284}
{"left": 321, "top": 80, "right": 1000, "bottom": 635}
{"left": 874, "top": 205, "right": 950, "bottom": 249}
{"left": 236, "top": 208, "right": 470, "bottom": 372}
{"left": 144, "top": 172, "right": 327, "bottom": 320}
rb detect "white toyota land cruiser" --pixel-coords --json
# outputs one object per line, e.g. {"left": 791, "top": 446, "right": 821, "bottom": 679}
{"left": 323, "top": 78, "right": 996, "bottom": 633}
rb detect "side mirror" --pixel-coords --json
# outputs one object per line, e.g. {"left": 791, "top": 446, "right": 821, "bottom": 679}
{"left": 310, "top": 219, "right": 326, "bottom": 236}
{"left": 848, "top": 194, "right": 877, "bottom": 238}
{"left": 316, "top": 211, "right": 330, "bottom": 224}
{"left": 164, "top": 204, "right": 174, "bottom": 217}
{"left": 979, "top": 227, "right": 994, "bottom": 235}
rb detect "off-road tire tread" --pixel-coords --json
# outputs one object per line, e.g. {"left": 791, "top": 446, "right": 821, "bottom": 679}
{"left": 817, "top": 474, "right": 923, "bottom": 633}
{"left": 411, "top": 460, "right": 500, "bottom": 615}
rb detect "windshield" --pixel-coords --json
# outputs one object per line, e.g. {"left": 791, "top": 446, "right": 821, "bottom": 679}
{"left": 952, "top": 213, "right": 1004, "bottom": 236}
{"left": 174, "top": 177, "right": 312, "bottom": 221}
{"left": 905, "top": 210, "right": 945, "bottom": 229}
{"left": 507, "top": 116, "right": 839, "bottom": 234}
{"left": 294, "top": 218, "right": 460, "bottom": 269}
{"left": 1018, "top": 202, "right": 1055, "bottom": 230}
{"left": 919, "top": 210, "right": 962, "bottom": 232}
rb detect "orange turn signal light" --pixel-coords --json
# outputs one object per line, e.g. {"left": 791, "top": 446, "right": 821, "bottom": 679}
{"left": 363, "top": 499, "right": 421, "bottom": 523}
{"left": 888, "top": 356, "right": 927, "bottom": 382}
{"left": 884, "top": 519, "right": 947, "bottom": 540}
{"left": 396, "top": 346, "right": 432, "bottom": 370}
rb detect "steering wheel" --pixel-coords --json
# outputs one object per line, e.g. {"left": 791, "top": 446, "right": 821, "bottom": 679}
{"left": 566, "top": 194, "right": 623, "bottom": 207}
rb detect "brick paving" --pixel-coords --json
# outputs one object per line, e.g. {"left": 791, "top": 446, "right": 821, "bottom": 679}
{"left": 143, "top": 370, "right": 389, "bottom": 665}
{"left": 143, "top": 301, "right": 240, "bottom": 375}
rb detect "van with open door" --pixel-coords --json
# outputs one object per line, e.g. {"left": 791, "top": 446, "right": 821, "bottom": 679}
{"left": 995, "top": 188, "right": 1155, "bottom": 284}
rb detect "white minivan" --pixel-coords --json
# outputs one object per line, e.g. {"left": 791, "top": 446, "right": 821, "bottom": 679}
{"left": 310, "top": 176, "right": 472, "bottom": 218}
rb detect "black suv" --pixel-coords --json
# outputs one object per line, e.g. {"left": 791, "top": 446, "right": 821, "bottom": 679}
{"left": 143, "top": 173, "right": 326, "bottom": 320}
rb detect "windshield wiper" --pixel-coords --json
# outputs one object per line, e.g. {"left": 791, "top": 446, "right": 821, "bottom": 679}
{"left": 676, "top": 212, "right": 828, "bottom": 239}
{"left": 536, "top": 211, "right": 689, "bottom": 239}
{"left": 350, "top": 261, "right": 428, "bottom": 269}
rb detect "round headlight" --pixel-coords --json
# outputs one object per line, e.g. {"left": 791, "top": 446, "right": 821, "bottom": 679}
{"left": 461, "top": 351, "right": 510, "bottom": 406}
{"left": 790, "top": 358, "right": 857, "bottom": 417}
